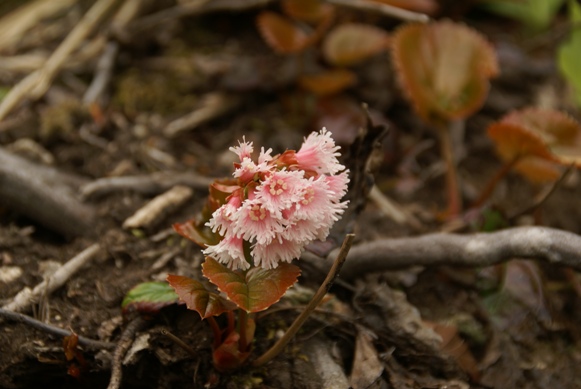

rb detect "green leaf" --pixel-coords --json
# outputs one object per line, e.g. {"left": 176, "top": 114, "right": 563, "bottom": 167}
{"left": 558, "top": 0, "right": 581, "bottom": 107}
{"left": 122, "top": 282, "right": 179, "bottom": 315}
{"left": 202, "top": 257, "right": 301, "bottom": 313}
{"left": 480, "top": 0, "right": 565, "bottom": 30}
{"left": 167, "top": 274, "right": 237, "bottom": 319}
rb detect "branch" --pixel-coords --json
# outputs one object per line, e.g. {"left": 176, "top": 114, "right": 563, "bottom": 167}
{"left": 0, "top": 147, "right": 96, "bottom": 238}
{"left": 317, "top": 227, "right": 581, "bottom": 280}
{"left": 0, "top": 308, "right": 115, "bottom": 351}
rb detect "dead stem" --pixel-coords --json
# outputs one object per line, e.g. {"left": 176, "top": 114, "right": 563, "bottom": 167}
{"left": 437, "top": 122, "right": 462, "bottom": 219}
{"left": 161, "top": 329, "right": 198, "bottom": 357}
{"left": 252, "top": 234, "right": 355, "bottom": 368}
{"left": 471, "top": 155, "right": 520, "bottom": 209}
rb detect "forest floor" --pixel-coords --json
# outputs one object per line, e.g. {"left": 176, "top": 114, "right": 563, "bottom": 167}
{"left": 1, "top": 1, "right": 581, "bottom": 388}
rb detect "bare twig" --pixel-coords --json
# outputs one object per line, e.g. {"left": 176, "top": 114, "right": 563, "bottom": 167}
{"left": 0, "top": 147, "right": 96, "bottom": 238}
{"left": 326, "top": 0, "right": 429, "bottom": 23}
{"left": 122, "top": 185, "right": 193, "bottom": 230}
{"left": 83, "top": 41, "right": 119, "bottom": 106}
{"left": 2, "top": 244, "right": 103, "bottom": 312}
{"left": 163, "top": 93, "right": 241, "bottom": 138}
{"left": 253, "top": 234, "right": 355, "bottom": 367}
{"left": 81, "top": 171, "right": 213, "bottom": 200}
{"left": 160, "top": 328, "right": 198, "bottom": 357}
{"left": 318, "top": 227, "right": 581, "bottom": 280}
{"left": 107, "top": 317, "right": 147, "bottom": 389}
{"left": 0, "top": 0, "right": 122, "bottom": 121}
{"left": 0, "top": 308, "right": 115, "bottom": 350}
{"left": 509, "top": 164, "right": 576, "bottom": 221}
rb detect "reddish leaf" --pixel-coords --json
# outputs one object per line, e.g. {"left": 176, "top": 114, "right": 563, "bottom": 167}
{"left": 212, "top": 330, "right": 250, "bottom": 371}
{"left": 502, "top": 108, "right": 581, "bottom": 168}
{"left": 63, "top": 333, "right": 79, "bottom": 362}
{"left": 323, "top": 23, "right": 390, "bottom": 67}
{"left": 298, "top": 69, "right": 357, "bottom": 96}
{"left": 167, "top": 274, "right": 237, "bottom": 319}
{"left": 256, "top": 11, "right": 311, "bottom": 54}
{"left": 173, "top": 219, "right": 219, "bottom": 248}
{"left": 202, "top": 257, "right": 301, "bottom": 313}
{"left": 513, "top": 157, "right": 563, "bottom": 183}
{"left": 391, "top": 21, "right": 498, "bottom": 125}
{"left": 487, "top": 122, "right": 555, "bottom": 162}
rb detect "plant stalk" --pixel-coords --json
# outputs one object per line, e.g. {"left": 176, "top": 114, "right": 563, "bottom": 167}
{"left": 238, "top": 309, "right": 249, "bottom": 352}
{"left": 252, "top": 234, "right": 355, "bottom": 368}
{"left": 438, "top": 122, "right": 462, "bottom": 218}
{"left": 471, "top": 156, "right": 520, "bottom": 209}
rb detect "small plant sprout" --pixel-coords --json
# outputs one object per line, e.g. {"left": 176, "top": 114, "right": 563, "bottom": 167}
{"left": 391, "top": 20, "right": 499, "bottom": 218}
{"left": 475, "top": 107, "right": 581, "bottom": 207}
{"left": 165, "top": 129, "right": 351, "bottom": 371}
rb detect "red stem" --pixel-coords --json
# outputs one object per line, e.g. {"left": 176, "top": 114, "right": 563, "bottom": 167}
{"left": 207, "top": 317, "right": 222, "bottom": 349}
{"left": 438, "top": 124, "right": 462, "bottom": 218}
{"left": 238, "top": 309, "right": 249, "bottom": 352}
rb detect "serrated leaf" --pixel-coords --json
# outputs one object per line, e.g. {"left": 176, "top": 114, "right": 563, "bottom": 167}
{"left": 298, "top": 69, "right": 357, "bottom": 96}
{"left": 487, "top": 122, "right": 555, "bottom": 162}
{"left": 256, "top": 11, "right": 311, "bottom": 54}
{"left": 558, "top": 0, "right": 581, "bottom": 107}
{"left": 202, "top": 256, "right": 301, "bottom": 313}
{"left": 391, "top": 21, "right": 498, "bottom": 125}
{"left": 167, "top": 274, "right": 236, "bottom": 319}
{"left": 122, "top": 282, "right": 179, "bottom": 315}
{"left": 173, "top": 218, "right": 220, "bottom": 248}
{"left": 323, "top": 23, "right": 390, "bottom": 67}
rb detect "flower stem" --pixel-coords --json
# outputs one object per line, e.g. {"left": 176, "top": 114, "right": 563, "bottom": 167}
{"left": 437, "top": 121, "right": 462, "bottom": 218}
{"left": 207, "top": 316, "right": 222, "bottom": 349}
{"left": 252, "top": 234, "right": 355, "bottom": 368}
{"left": 238, "top": 309, "right": 249, "bottom": 352}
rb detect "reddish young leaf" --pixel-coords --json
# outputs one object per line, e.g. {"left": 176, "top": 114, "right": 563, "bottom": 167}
{"left": 173, "top": 219, "right": 220, "bottom": 248}
{"left": 167, "top": 274, "right": 236, "bottom": 319}
{"left": 256, "top": 11, "right": 311, "bottom": 54}
{"left": 202, "top": 256, "right": 301, "bottom": 313}
{"left": 391, "top": 20, "right": 498, "bottom": 125}
{"left": 63, "top": 333, "right": 79, "bottom": 362}
{"left": 487, "top": 122, "right": 555, "bottom": 163}
{"left": 502, "top": 108, "right": 581, "bottom": 167}
{"left": 323, "top": 23, "right": 390, "bottom": 67}
{"left": 298, "top": 69, "right": 357, "bottom": 96}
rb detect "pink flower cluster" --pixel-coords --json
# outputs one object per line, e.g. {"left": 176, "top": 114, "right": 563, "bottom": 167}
{"left": 204, "top": 129, "right": 349, "bottom": 270}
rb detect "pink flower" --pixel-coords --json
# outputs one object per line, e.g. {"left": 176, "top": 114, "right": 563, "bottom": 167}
{"left": 203, "top": 234, "right": 249, "bottom": 270}
{"left": 295, "top": 128, "right": 345, "bottom": 175}
{"left": 252, "top": 237, "right": 304, "bottom": 269}
{"left": 229, "top": 137, "right": 253, "bottom": 160}
{"left": 232, "top": 199, "right": 284, "bottom": 245}
{"left": 255, "top": 170, "right": 304, "bottom": 215}
{"left": 203, "top": 128, "right": 350, "bottom": 270}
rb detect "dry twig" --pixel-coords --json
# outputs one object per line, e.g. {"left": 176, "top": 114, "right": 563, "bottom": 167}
{"left": 326, "top": 0, "right": 430, "bottom": 23}
{"left": 2, "top": 244, "right": 103, "bottom": 313}
{"left": 0, "top": 308, "right": 115, "bottom": 350}
{"left": 107, "top": 317, "right": 148, "bottom": 389}
{"left": 319, "top": 226, "right": 581, "bottom": 280}
{"left": 122, "top": 185, "right": 193, "bottom": 230}
{"left": 0, "top": 0, "right": 122, "bottom": 121}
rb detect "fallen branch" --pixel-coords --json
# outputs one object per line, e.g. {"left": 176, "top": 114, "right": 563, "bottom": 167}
{"left": 0, "top": 308, "right": 115, "bottom": 351}
{"left": 0, "top": 147, "right": 96, "bottom": 238}
{"left": 107, "top": 317, "right": 147, "bottom": 389}
{"left": 317, "top": 227, "right": 581, "bottom": 280}
{"left": 2, "top": 244, "right": 103, "bottom": 313}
